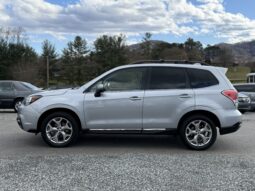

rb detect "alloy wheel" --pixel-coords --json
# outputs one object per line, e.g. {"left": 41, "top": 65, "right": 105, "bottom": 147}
{"left": 185, "top": 120, "right": 213, "bottom": 147}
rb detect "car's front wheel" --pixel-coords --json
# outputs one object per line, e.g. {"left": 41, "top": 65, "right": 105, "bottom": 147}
{"left": 41, "top": 112, "right": 79, "bottom": 147}
{"left": 14, "top": 98, "right": 23, "bottom": 112}
{"left": 179, "top": 115, "right": 217, "bottom": 150}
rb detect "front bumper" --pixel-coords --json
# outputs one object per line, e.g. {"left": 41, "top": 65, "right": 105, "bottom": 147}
{"left": 220, "top": 122, "right": 241, "bottom": 135}
{"left": 238, "top": 102, "right": 251, "bottom": 111}
{"left": 17, "top": 104, "right": 39, "bottom": 133}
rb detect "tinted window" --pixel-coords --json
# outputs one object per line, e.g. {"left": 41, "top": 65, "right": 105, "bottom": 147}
{"left": 14, "top": 82, "right": 29, "bottom": 91}
{"left": 234, "top": 85, "right": 255, "bottom": 92}
{"left": 22, "top": 82, "right": 40, "bottom": 90}
{"left": 187, "top": 68, "right": 219, "bottom": 88}
{"left": 148, "top": 67, "right": 187, "bottom": 90}
{"left": 0, "top": 82, "right": 13, "bottom": 91}
{"left": 93, "top": 68, "right": 145, "bottom": 92}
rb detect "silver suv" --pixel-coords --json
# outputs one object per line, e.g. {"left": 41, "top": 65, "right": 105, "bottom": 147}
{"left": 17, "top": 61, "right": 242, "bottom": 150}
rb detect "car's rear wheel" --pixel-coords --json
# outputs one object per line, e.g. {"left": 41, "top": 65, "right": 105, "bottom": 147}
{"left": 179, "top": 115, "right": 217, "bottom": 150}
{"left": 41, "top": 112, "right": 79, "bottom": 147}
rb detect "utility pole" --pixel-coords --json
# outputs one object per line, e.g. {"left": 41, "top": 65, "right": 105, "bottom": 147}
{"left": 46, "top": 56, "right": 49, "bottom": 89}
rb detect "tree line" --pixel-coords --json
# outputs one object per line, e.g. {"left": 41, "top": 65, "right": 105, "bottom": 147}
{"left": 0, "top": 28, "right": 240, "bottom": 88}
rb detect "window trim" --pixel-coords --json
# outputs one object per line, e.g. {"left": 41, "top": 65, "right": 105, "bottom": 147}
{"left": 145, "top": 66, "right": 190, "bottom": 90}
{"left": 85, "top": 67, "right": 148, "bottom": 93}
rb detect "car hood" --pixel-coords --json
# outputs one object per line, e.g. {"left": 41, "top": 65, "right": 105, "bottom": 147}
{"left": 36, "top": 89, "right": 70, "bottom": 97}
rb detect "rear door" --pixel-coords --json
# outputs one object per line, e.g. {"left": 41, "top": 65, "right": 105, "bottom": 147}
{"left": 143, "top": 67, "right": 195, "bottom": 129}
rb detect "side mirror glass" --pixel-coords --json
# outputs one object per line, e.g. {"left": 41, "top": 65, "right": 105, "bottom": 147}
{"left": 94, "top": 84, "right": 105, "bottom": 97}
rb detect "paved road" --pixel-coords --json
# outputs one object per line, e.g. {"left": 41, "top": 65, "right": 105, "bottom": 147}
{"left": 0, "top": 110, "right": 255, "bottom": 190}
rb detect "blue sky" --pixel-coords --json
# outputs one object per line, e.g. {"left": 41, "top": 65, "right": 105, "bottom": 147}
{"left": 1, "top": 0, "right": 255, "bottom": 54}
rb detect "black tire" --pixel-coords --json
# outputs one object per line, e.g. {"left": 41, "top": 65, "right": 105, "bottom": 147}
{"left": 239, "top": 110, "right": 246, "bottom": 114}
{"left": 13, "top": 98, "right": 23, "bottom": 112}
{"left": 179, "top": 115, "right": 217, "bottom": 150}
{"left": 41, "top": 112, "right": 80, "bottom": 147}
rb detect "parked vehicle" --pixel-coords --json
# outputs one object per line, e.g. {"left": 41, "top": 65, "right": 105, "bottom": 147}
{"left": 17, "top": 61, "right": 242, "bottom": 150}
{"left": 0, "top": 81, "right": 41, "bottom": 112}
{"left": 234, "top": 83, "right": 255, "bottom": 111}
{"left": 238, "top": 93, "right": 251, "bottom": 113}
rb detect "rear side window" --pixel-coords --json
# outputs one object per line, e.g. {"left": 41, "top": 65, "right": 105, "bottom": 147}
{"left": 187, "top": 68, "right": 219, "bottom": 88}
{"left": 0, "top": 82, "right": 13, "bottom": 91}
{"left": 235, "top": 85, "right": 255, "bottom": 92}
{"left": 148, "top": 67, "right": 187, "bottom": 90}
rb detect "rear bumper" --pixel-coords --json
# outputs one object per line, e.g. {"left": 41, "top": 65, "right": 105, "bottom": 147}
{"left": 238, "top": 102, "right": 251, "bottom": 111}
{"left": 220, "top": 122, "right": 241, "bottom": 135}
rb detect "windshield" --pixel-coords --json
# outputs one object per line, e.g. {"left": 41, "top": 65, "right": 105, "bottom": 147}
{"left": 22, "top": 82, "right": 40, "bottom": 90}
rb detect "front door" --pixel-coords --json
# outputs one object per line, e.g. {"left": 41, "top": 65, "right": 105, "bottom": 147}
{"left": 84, "top": 67, "right": 146, "bottom": 129}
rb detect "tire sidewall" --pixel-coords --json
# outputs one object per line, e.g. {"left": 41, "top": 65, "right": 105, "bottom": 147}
{"left": 41, "top": 112, "right": 79, "bottom": 147}
{"left": 14, "top": 98, "right": 23, "bottom": 112}
{"left": 179, "top": 115, "right": 217, "bottom": 150}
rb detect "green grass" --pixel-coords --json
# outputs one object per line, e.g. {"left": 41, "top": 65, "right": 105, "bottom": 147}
{"left": 226, "top": 66, "right": 250, "bottom": 83}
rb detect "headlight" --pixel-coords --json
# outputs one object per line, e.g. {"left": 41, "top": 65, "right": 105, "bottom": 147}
{"left": 25, "top": 95, "right": 42, "bottom": 105}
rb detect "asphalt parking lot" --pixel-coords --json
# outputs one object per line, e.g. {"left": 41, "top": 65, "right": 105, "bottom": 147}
{"left": 0, "top": 110, "right": 255, "bottom": 190}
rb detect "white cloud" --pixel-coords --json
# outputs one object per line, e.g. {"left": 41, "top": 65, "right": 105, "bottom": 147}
{"left": 0, "top": 0, "right": 255, "bottom": 43}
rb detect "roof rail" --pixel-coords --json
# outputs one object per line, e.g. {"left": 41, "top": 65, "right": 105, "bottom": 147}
{"left": 130, "top": 60, "right": 210, "bottom": 66}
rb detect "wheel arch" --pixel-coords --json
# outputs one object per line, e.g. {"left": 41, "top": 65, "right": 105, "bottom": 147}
{"left": 177, "top": 110, "right": 221, "bottom": 131}
{"left": 37, "top": 108, "right": 82, "bottom": 133}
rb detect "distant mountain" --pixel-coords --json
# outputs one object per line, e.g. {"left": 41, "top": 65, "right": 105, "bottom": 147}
{"left": 217, "top": 40, "right": 255, "bottom": 63}
{"left": 127, "top": 39, "right": 255, "bottom": 64}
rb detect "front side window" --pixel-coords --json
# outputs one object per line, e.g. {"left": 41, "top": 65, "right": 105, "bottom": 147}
{"left": 148, "top": 67, "right": 187, "bottom": 90}
{"left": 104, "top": 68, "right": 145, "bottom": 91}
{"left": 187, "top": 68, "right": 219, "bottom": 88}
{"left": 0, "top": 82, "right": 13, "bottom": 92}
{"left": 89, "top": 68, "right": 145, "bottom": 92}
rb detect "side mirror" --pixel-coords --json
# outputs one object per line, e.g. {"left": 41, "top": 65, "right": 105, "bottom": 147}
{"left": 94, "top": 84, "right": 105, "bottom": 97}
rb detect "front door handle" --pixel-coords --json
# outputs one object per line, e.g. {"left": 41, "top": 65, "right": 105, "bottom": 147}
{"left": 179, "top": 94, "right": 192, "bottom": 98}
{"left": 129, "top": 96, "right": 142, "bottom": 101}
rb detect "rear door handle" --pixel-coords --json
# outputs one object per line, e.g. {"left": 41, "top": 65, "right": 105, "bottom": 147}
{"left": 179, "top": 94, "right": 192, "bottom": 98}
{"left": 129, "top": 96, "right": 142, "bottom": 101}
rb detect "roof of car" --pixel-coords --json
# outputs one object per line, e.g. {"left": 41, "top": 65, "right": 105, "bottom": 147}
{"left": 0, "top": 80, "right": 25, "bottom": 83}
{"left": 247, "top": 73, "right": 255, "bottom": 76}
{"left": 130, "top": 60, "right": 209, "bottom": 65}
{"left": 117, "top": 62, "right": 224, "bottom": 72}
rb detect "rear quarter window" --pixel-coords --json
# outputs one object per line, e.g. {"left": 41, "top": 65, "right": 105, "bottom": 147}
{"left": 187, "top": 68, "right": 219, "bottom": 88}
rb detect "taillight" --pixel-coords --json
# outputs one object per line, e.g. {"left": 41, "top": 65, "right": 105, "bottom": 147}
{"left": 221, "top": 90, "right": 238, "bottom": 102}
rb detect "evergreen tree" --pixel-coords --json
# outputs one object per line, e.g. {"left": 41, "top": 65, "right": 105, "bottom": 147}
{"left": 184, "top": 38, "right": 204, "bottom": 61}
{"left": 93, "top": 34, "right": 127, "bottom": 73}
{"left": 62, "top": 36, "right": 89, "bottom": 85}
